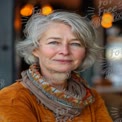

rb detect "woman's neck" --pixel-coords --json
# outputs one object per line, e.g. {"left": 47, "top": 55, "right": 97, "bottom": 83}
{"left": 41, "top": 69, "right": 70, "bottom": 90}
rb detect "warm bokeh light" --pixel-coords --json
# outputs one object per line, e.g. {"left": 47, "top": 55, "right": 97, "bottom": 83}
{"left": 101, "top": 13, "right": 113, "bottom": 28}
{"left": 101, "top": 21, "right": 112, "bottom": 28}
{"left": 41, "top": 5, "right": 53, "bottom": 15}
{"left": 14, "top": 19, "right": 21, "bottom": 32}
{"left": 20, "top": 4, "right": 33, "bottom": 16}
{"left": 91, "top": 15, "right": 101, "bottom": 28}
{"left": 14, "top": 7, "right": 21, "bottom": 32}
{"left": 102, "top": 13, "right": 114, "bottom": 23}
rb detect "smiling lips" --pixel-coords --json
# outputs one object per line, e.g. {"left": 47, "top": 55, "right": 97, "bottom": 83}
{"left": 53, "top": 59, "right": 72, "bottom": 63}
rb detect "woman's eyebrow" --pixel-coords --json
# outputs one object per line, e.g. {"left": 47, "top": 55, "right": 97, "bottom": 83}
{"left": 46, "top": 37, "right": 80, "bottom": 42}
{"left": 46, "top": 37, "right": 62, "bottom": 40}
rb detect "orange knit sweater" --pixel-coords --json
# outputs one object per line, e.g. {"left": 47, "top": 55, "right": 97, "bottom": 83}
{"left": 0, "top": 82, "right": 113, "bottom": 122}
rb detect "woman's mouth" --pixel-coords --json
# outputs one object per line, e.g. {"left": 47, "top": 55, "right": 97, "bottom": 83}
{"left": 54, "top": 59, "right": 72, "bottom": 63}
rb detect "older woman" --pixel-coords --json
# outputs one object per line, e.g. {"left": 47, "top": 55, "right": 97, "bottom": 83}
{"left": 0, "top": 11, "right": 112, "bottom": 122}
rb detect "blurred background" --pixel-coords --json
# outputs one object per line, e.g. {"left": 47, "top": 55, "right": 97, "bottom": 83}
{"left": 0, "top": 0, "right": 122, "bottom": 121}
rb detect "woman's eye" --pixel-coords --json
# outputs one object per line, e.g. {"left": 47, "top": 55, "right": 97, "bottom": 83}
{"left": 71, "top": 43, "right": 81, "bottom": 47}
{"left": 48, "top": 41, "right": 59, "bottom": 45}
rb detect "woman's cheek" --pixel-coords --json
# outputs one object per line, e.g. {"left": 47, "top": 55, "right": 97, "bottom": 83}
{"left": 76, "top": 49, "right": 86, "bottom": 60}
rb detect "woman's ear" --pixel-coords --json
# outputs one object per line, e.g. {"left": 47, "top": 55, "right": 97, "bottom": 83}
{"left": 32, "top": 48, "right": 39, "bottom": 57}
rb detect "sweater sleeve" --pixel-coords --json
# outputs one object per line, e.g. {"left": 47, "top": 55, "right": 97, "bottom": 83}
{"left": 91, "top": 88, "right": 113, "bottom": 122}
{"left": 0, "top": 82, "right": 38, "bottom": 122}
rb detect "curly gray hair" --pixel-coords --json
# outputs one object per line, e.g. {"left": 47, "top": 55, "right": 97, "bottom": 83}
{"left": 16, "top": 11, "right": 102, "bottom": 71}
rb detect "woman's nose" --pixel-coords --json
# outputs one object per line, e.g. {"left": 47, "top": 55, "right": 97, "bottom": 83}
{"left": 59, "top": 44, "right": 70, "bottom": 55}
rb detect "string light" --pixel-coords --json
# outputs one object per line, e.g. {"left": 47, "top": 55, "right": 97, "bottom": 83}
{"left": 101, "top": 21, "right": 112, "bottom": 28}
{"left": 102, "top": 13, "right": 114, "bottom": 22}
{"left": 20, "top": 4, "right": 33, "bottom": 16}
{"left": 41, "top": 5, "right": 53, "bottom": 15}
{"left": 101, "top": 13, "right": 114, "bottom": 28}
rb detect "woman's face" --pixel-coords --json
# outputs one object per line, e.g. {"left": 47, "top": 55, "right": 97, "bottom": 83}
{"left": 33, "top": 22, "right": 86, "bottom": 74}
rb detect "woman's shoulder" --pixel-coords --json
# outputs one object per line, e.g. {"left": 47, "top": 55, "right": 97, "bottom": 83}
{"left": 0, "top": 81, "right": 38, "bottom": 122}
{"left": 0, "top": 81, "right": 26, "bottom": 96}
{"left": 91, "top": 88, "right": 101, "bottom": 97}
{"left": 0, "top": 81, "right": 32, "bottom": 103}
{"left": 90, "top": 88, "right": 104, "bottom": 104}
{"left": 0, "top": 81, "right": 37, "bottom": 112}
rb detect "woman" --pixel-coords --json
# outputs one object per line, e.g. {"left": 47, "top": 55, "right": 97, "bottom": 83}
{"left": 0, "top": 11, "right": 112, "bottom": 122}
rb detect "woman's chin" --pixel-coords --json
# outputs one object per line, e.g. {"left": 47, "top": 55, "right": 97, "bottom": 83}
{"left": 55, "top": 68, "right": 72, "bottom": 73}
{"left": 51, "top": 66, "right": 73, "bottom": 73}
{"left": 48, "top": 67, "right": 72, "bottom": 80}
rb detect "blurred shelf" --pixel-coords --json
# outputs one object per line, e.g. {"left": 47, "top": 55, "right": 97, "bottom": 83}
{"left": 95, "top": 86, "right": 122, "bottom": 93}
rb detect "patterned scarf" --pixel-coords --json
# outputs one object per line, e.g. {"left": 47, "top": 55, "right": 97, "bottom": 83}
{"left": 21, "top": 64, "right": 95, "bottom": 121}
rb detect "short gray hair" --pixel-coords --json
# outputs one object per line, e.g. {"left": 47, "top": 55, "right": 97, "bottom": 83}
{"left": 16, "top": 11, "right": 102, "bottom": 71}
